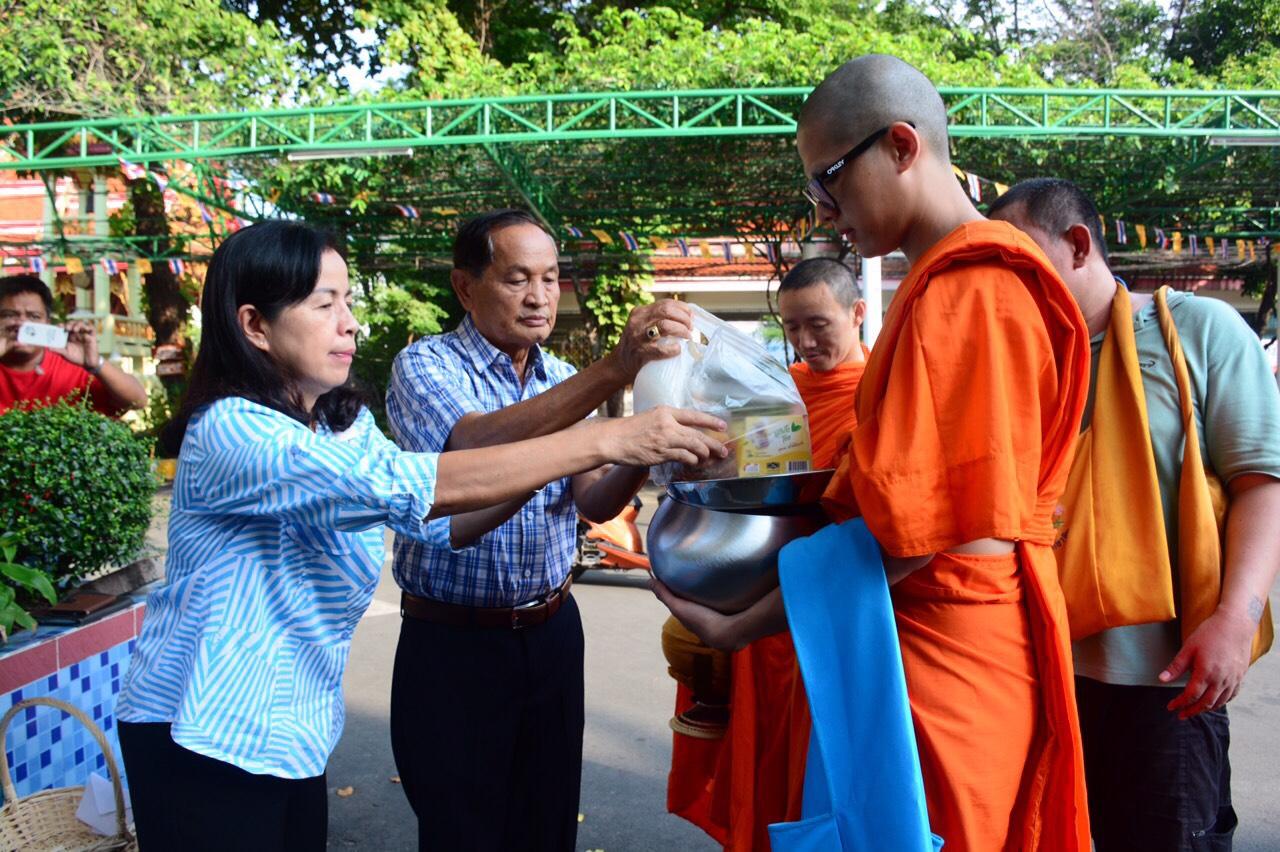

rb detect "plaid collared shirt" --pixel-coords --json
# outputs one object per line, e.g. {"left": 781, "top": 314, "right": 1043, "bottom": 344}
{"left": 386, "top": 315, "right": 580, "bottom": 607}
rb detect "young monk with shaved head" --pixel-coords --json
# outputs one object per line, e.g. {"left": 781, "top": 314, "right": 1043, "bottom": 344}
{"left": 658, "top": 54, "right": 1092, "bottom": 851}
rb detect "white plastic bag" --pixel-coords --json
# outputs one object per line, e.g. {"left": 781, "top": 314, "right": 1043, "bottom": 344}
{"left": 633, "top": 305, "right": 812, "bottom": 484}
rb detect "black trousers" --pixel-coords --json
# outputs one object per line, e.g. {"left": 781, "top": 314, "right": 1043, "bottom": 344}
{"left": 390, "top": 593, "right": 585, "bottom": 852}
{"left": 118, "top": 721, "right": 327, "bottom": 851}
{"left": 1076, "top": 676, "right": 1237, "bottom": 852}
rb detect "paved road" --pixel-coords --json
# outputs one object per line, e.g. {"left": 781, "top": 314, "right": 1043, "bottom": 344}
{"left": 328, "top": 496, "right": 1280, "bottom": 850}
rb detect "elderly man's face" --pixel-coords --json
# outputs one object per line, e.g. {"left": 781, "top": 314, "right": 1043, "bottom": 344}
{"left": 459, "top": 223, "right": 561, "bottom": 354}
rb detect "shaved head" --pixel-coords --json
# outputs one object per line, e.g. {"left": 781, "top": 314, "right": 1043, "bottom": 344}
{"left": 799, "top": 55, "right": 950, "bottom": 166}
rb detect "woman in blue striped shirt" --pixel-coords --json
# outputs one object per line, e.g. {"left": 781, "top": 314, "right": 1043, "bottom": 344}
{"left": 115, "top": 220, "right": 725, "bottom": 851}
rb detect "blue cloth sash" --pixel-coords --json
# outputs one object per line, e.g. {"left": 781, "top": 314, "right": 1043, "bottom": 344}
{"left": 768, "top": 519, "right": 943, "bottom": 851}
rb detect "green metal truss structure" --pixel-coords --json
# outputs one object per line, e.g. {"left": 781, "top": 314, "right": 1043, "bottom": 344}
{"left": 2, "top": 86, "right": 1278, "bottom": 270}
{"left": 5, "top": 88, "right": 1280, "bottom": 169}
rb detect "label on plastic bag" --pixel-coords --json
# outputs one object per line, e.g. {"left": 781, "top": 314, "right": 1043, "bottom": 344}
{"left": 737, "top": 415, "right": 812, "bottom": 477}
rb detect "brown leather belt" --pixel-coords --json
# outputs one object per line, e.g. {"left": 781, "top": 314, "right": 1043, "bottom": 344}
{"left": 400, "top": 574, "right": 574, "bottom": 630}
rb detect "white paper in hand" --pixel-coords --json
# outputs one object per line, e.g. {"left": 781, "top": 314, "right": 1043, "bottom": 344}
{"left": 75, "top": 770, "right": 132, "bottom": 836}
{"left": 17, "top": 322, "right": 68, "bottom": 350}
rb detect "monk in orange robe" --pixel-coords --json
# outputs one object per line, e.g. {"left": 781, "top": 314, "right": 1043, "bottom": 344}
{"left": 659, "top": 54, "right": 1091, "bottom": 852}
{"left": 665, "top": 258, "right": 868, "bottom": 850}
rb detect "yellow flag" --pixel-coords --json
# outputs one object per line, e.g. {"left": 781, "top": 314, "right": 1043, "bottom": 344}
{"left": 432, "top": 207, "right": 459, "bottom": 216}
{"left": 1237, "top": 239, "right": 1247, "bottom": 259}
{"left": 135, "top": 258, "right": 153, "bottom": 274}
{"left": 1205, "top": 237, "right": 1216, "bottom": 256}
{"left": 64, "top": 257, "right": 84, "bottom": 275}
{"left": 649, "top": 237, "right": 668, "bottom": 251}
{"left": 590, "top": 229, "right": 613, "bottom": 245}
{"left": 1136, "top": 224, "right": 1148, "bottom": 249}
{"left": 994, "top": 182, "right": 1009, "bottom": 196}
{"left": 1249, "top": 241, "right": 1257, "bottom": 261}
{"left": 1098, "top": 215, "right": 1106, "bottom": 237}
{"left": 951, "top": 165, "right": 966, "bottom": 181}
{"left": 1172, "top": 232, "right": 1183, "bottom": 253}
{"left": 699, "top": 240, "right": 713, "bottom": 259}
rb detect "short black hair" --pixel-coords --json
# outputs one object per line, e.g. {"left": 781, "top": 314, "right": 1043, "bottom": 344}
{"left": 778, "top": 258, "right": 861, "bottom": 309}
{"left": 988, "top": 177, "right": 1110, "bottom": 266}
{"left": 453, "top": 209, "right": 554, "bottom": 277}
{"left": 0, "top": 274, "right": 54, "bottom": 315}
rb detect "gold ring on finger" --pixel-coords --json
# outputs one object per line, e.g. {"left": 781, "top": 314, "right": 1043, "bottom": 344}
{"left": 645, "top": 324, "right": 661, "bottom": 340}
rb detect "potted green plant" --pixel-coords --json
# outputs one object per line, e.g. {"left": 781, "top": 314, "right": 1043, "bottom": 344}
{"left": 0, "top": 400, "right": 156, "bottom": 638}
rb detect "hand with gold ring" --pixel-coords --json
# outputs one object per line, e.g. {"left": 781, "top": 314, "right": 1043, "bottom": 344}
{"left": 612, "top": 299, "right": 696, "bottom": 381}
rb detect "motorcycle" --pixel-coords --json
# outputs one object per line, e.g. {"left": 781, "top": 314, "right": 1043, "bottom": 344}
{"left": 572, "top": 494, "right": 652, "bottom": 578}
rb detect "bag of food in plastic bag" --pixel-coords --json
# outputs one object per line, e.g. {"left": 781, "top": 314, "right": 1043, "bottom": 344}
{"left": 633, "top": 304, "right": 813, "bottom": 484}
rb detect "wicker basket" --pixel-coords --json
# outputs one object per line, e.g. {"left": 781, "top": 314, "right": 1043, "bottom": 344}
{"left": 0, "top": 697, "right": 134, "bottom": 851}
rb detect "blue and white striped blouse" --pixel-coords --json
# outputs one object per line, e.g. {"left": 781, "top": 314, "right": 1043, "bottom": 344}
{"left": 116, "top": 397, "right": 438, "bottom": 779}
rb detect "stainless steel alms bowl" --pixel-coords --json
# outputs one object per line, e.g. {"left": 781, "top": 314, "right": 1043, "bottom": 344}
{"left": 666, "top": 468, "right": 835, "bottom": 514}
{"left": 648, "top": 470, "right": 835, "bottom": 614}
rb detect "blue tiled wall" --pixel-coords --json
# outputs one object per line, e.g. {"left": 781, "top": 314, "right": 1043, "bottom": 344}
{"left": 1, "top": 639, "right": 134, "bottom": 801}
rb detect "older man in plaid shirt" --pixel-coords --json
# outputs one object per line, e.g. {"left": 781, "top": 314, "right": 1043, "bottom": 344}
{"left": 386, "top": 209, "right": 698, "bottom": 852}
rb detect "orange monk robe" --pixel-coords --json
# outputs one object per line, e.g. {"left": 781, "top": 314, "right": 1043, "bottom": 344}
{"left": 667, "top": 354, "right": 864, "bottom": 850}
{"left": 824, "top": 221, "right": 1091, "bottom": 852}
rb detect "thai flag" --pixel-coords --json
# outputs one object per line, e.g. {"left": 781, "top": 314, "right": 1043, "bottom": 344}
{"left": 676, "top": 238, "right": 690, "bottom": 257}
{"left": 30, "top": 256, "right": 46, "bottom": 273}
{"left": 169, "top": 258, "right": 186, "bottom": 276}
{"left": 394, "top": 204, "right": 419, "bottom": 219}
{"left": 619, "top": 232, "right": 639, "bottom": 250}
{"left": 198, "top": 202, "right": 214, "bottom": 224}
{"left": 101, "top": 258, "right": 119, "bottom": 276}
{"left": 1189, "top": 235, "right": 1199, "bottom": 255}
{"left": 313, "top": 192, "right": 336, "bottom": 205}
{"left": 119, "top": 158, "right": 148, "bottom": 181}
{"left": 722, "top": 243, "right": 734, "bottom": 262}
{"left": 965, "top": 173, "right": 981, "bottom": 202}
{"left": 1154, "top": 228, "right": 1167, "bottom": 249}
{"left": 1115, "top": 220, "right": 1127, "bottom": 245}
{"left": 565, "top": 226, "right": 583, "bottom": 238}
{"left": 152, "top": 172, "right": 169, "bottom": 193}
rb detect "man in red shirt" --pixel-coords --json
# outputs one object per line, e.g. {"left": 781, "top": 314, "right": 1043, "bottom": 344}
{"left": 0, "top": 275, "right": 147, "bottom": 415}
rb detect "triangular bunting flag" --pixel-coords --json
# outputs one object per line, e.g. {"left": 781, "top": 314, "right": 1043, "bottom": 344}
{"left": 119, "top": 158, "right": 148, "bottom": 181}
{"left": 965, "top": 173, "right": 981, "bottom": 202}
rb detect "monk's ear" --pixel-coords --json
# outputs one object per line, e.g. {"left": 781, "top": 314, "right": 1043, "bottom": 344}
{"left": 852, "top": 299, "right": 868, "bottom": 327}
{"left": 451, "top": 268, "right": 478, "bottom": 313}
{"left": 886, "top": 122, "right": 920, "bottom": 173}
{"left": 1066, "top": 224, "right": 1093, "bottom": 270}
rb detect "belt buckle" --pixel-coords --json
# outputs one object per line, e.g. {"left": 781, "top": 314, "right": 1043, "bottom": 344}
{"left": 510, "top": 596, "right": 544, "bottom": 629}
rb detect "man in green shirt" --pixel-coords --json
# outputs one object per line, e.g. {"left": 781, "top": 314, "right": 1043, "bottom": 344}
{"left": 990, "top": 178, "right": 1280, "bottom": 851}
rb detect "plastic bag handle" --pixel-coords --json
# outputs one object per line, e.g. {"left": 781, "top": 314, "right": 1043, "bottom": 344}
{"left": 689, "top": 303, "right": 733, "bottom": 342}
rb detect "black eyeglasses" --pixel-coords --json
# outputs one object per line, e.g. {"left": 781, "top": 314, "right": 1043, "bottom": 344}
{"left": 802, "top": 123, "right": 912, "bottom": 210}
